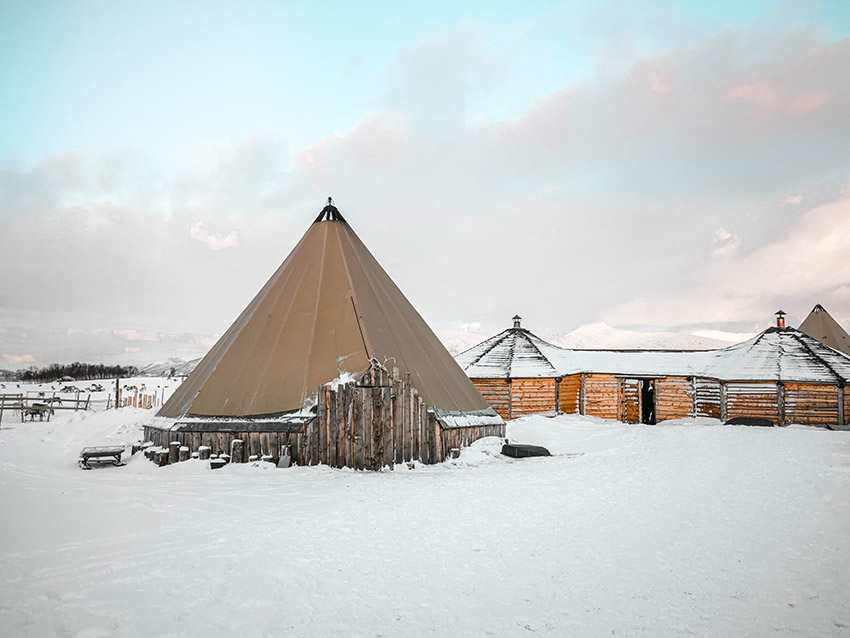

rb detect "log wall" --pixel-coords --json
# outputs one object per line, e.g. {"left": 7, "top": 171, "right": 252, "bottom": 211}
{"left": 784, "top": 383, "right": 838, "bottom": 427}
{"left": 145, "top": 364, "right": 504, "bottom": 470}
{"left": 510, "top": 378, "right": 557, "bottom": 418}
{"left": 619, "top": 378, "right": 641, "bottom": 424}
{"left": 558, "top": 375, "right": 582, "bottom": 414}
{"left": 470, "top": 378, "right": 511, "bottom": 420}
{"left": 693, "top": 377, "right": 721, "bottom": 419}
{"left": 843, "top": 386, "right": 849, "bottom": 425}
{"left": 655, "top": 376, "right": 694, "bottom": 422}
{"left": 583, "top": 374, "right": 619, "bottom": 420}
{"left": 725, "top": 382, "right": 780, "bottom": 425}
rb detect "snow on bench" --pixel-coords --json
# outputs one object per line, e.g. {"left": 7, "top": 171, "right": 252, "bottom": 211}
{"left": 78, "top": 446, "right": 125, "bottom": 470}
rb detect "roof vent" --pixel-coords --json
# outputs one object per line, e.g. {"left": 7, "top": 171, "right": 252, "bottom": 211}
{"left": 314, "top": 197, "right": 346, "bottom": 223}
{"left": 513, "top": 315, "right": 522, "bottom": 329}
{"left": 775, "top": 309, "right": 786, "bottom": 328}
{"left": 813, "top": 304, "right": 825, "bottom": 313}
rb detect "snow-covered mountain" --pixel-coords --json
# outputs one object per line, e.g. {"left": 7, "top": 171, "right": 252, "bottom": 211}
{"left": 435, "top": 329, "right": 489, "bottom": 356}
{"left": 553, "top": 322, "right": 754, "bottom": 350}
{"left": 139, "top": 357, "right": 202, "bottom": 377}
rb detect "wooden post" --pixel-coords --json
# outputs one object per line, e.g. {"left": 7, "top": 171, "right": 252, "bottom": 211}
{"left": 179, "top": 446, "right": 189, "bottom": 462}
{"left": 839, "top": 385, "right": 845, "bottom": 425}
{"left": 720, "top": 382, "right": 727, "bottom": 423}
{"left": 198, "top": 446, "right": 211, "bottom": 460}
{"left": 777, "top": 382, "right": 786, "bottom": 427}
{"left": 168, "top": 441, "right": 180, "bottom": 464}
{"left": 351, "top": 387, "right": 366, "bottom": 470}
{"left": 555, "top": 377, "right": 561, "bottom": 415}
{"left": 580, "top": 375, "right": 586, "bottom": 416}
{"left": 157, "top": 449, "right": 169, "bottom": 466}
{"left": 230, "top": 439, "right": 244, "bottom": 463}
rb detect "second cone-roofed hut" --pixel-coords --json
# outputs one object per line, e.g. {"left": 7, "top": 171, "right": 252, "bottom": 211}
{"left": 456, "top": 313, "right": 850, "bottom": 427}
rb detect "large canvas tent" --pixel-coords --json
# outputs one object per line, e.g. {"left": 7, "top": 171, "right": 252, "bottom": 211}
{"left": 146, "top": 200, "right": 503, "bottom": 468}
{"left": 799, "top": 304, "right": 850, "bottom": 357}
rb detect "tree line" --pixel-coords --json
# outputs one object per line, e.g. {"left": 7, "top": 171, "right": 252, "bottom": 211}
{"left": 15, "top": 362, "right": 139, "bottom": 383}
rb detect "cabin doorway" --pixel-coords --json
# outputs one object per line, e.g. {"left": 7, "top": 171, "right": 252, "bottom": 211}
{"left": 641, "top": 379, "right": 656, "bottom": 424}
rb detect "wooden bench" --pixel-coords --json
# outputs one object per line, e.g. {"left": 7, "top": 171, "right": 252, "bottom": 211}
{"left": 78, "top": 446, "right": 126, "bottom": 469}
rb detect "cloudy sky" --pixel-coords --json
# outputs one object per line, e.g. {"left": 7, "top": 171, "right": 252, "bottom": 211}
{"left": 2, "top": 0, "right": 849, "bottom": 369}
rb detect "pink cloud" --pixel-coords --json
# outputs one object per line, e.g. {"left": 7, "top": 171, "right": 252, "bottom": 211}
{"left": 2, "top": 353, "right": 37, "bottom": 364}
{"left": 788, "top": 90, "right": 831, "bottom": 115}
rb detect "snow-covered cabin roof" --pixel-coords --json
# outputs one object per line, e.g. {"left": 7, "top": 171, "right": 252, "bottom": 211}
{"left": 454, "top": 323, "right": 565, "bottom": 379}
{"left": 456, "top": 321, "right": 850, "bottom": 384}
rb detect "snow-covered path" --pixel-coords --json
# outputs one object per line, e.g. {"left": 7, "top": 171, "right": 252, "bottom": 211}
{"left": 1, "top": 411, "right": 849, "bottom": 637}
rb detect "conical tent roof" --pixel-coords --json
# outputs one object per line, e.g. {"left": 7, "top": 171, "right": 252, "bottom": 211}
{"left": 158, "top": 202, "right": 490, "bottom": 419}
{"left": 798, "top": 304, "right": 850, "bottom": 357}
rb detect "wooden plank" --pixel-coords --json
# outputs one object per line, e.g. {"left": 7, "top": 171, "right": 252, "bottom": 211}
{"left": 381, "top": 386, "right": 393, "bottom": 468}
{"left": 353, "top": 387, "right": 365, "bottom": 470}
{"left": 327, "top": 385, "right": 338, "bottom": 467}
{"left": 370, "top": 387, "right": 382, "bottom": 471}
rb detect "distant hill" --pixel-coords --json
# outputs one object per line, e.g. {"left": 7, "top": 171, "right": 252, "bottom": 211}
{"left": 139, "top": 357, "right": 202, "bottom": 377}
{"left": 553, "top": 322, "right": 753, "bottom": 350}
{"left": 436, "top": 330, "right": 488, "bottom": 356}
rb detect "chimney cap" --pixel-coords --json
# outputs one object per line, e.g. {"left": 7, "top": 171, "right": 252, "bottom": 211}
{"left": 512, "top": 315, "right": 522, "bottom": 329}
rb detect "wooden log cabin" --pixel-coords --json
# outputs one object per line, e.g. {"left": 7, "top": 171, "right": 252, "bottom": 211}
{"left": 145, "top": 200, "right": 503, "bottom": 469}
{"left": 456, "top": 314, "right": 850, "bottom": 428}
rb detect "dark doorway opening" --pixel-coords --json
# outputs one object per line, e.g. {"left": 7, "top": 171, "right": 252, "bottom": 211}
{"left": 641, "top": 380, "right": 656, "bottom": 424}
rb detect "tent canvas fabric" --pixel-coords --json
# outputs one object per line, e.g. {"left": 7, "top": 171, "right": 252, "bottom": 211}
{"left": 798, "top": 304, "right": 850, "bottom": 357}
{"left": 158, "top": 210, "right": 492, "bottom": 420}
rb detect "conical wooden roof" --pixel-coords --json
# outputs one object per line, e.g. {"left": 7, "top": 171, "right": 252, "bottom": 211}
{"left": 158, "top": 202, "right": 490, "bottom": 419}
{"left": 798, "top": 304, "right": 850, "bottom": 357}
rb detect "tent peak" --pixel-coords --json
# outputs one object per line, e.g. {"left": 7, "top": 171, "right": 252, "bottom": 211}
{"left": 314, "top": 197, "right": 347, "bottom": 223}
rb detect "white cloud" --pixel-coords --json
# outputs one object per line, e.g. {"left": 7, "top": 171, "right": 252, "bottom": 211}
{"left": 189, "top": 221, "right": 239, "bottom": 251}
{"left": 779, "top": 194, "right": 803, "bottom": 207}
{"left": 712, "top": 228, "right": 742, "bottom": 256}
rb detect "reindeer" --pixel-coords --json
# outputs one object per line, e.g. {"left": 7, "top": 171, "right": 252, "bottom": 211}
{"left": 23, "top": 404, "right": 54, "bottom": 421}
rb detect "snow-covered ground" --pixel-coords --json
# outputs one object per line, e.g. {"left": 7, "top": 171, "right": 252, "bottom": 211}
{"left": 1, "top": 408, "right": 849, "bottom": 637}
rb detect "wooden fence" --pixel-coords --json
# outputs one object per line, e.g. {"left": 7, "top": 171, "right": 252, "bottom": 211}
{"left": 144, "top": 362, "right": 505, "bottom": 469}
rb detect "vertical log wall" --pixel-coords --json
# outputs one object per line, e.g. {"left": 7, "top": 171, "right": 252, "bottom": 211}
{"left": 619, "top": 379, "right": 641, "bottom": 424}
{"left": 146, "top": 364, "right": 505, "bottom": 470}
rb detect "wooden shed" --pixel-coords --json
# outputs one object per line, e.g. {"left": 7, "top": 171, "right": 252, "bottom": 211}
{"left": 456, "top": 315, "right": 850, "bottom": 428}
{"left": 145, "top": 200, "right": 504, "bottom": 468}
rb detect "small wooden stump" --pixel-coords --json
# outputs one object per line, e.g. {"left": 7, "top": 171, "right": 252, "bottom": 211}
{"left": 179, "top": 446, "right": 190, "bottom": 462}
{"left": 168, "top": 441, "right": 180, "bottom": 464}
{"left": 449, "top": 448, "right": 461, "bottom": 460}
{"left": 230, "top": 439, "right": 244, "bottom": 464}
{"left": 191, "top": 451, "right": 199, "bottom": 459}
{"left": 198, "top": 446, "right": 211, "bottom": 461}
{"left": 220, "top": 453, "right": 231, "bottom": 464}
{"left": 248, "top": 454, "right": 259, "bottom": 462}
{"left": 157, "top": 450, "right": 169, "bottom": 467}
{"left": 210, "top": 458, "right": 226, "bottom": 470}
